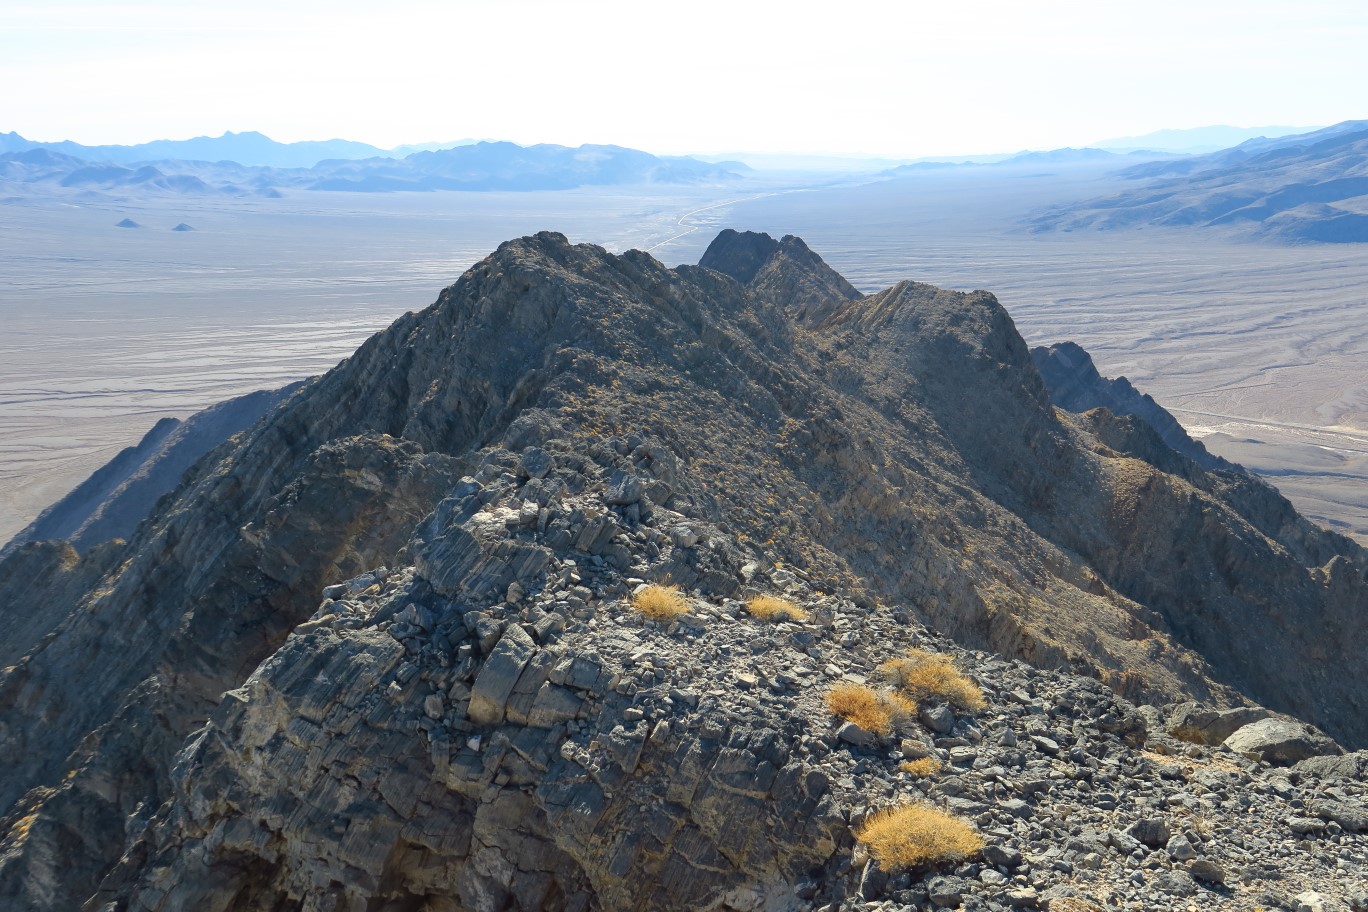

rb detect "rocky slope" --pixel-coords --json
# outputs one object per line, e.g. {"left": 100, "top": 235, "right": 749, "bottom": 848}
{"left": 1, "top": 231, "right": 1365, "bottom": 911}
{"left": 84, "top": 455, "right": 1368, "bottom": 912}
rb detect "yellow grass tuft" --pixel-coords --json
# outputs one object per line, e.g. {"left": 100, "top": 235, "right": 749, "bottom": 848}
{"left": 856, "top": 803, "right": 984, "bottom": 872}
{"left": 745, "top": 595, "right": 809, "bottom": 623}
{"left": 631, "top": 584, "right": 690, "bottom": 622}
{"left": 8, "top": 813, "right": 38, "bottom": 846}
{"left": 826, "top": 684, "right": 916, "bottom": 736}
{"left": 880, "top": 649, "right": 986, "bottom": 712}
{"left": 899, "top": 757, "right": 942, "bottom": 778}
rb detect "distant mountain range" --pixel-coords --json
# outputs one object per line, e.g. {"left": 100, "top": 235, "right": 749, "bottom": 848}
{"left": 877, "top": 146, "right": 1169, "bottom": 179}
{"left": 304, "top": 142, "right": 748, "bottom": 192}
{"left": 1092, "top": 124, "right": 1319, "bottom": 155}
{"left": 0, "top": 135, "right": 747, "bottom": 199}
{"left": 0, "top": 130, "right": 481, "bottom": 169}
{"left": 1030, "top": 120, "right": 1368, "bottom": 242}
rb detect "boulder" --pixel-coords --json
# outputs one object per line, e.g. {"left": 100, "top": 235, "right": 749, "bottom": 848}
{"left": 1311, "top": 800, "right": 1368, "bottom": 833}
{"left": 1188, "top": 857, "right": 1225, "bottom": 883}
{"left": 1223, "top": 718, "right": 1341, "bottom": 764}
{"left": 1294, "top": 750, "right": 1368, "bottom": 781}
{"left": 1125, "top": 817, "right": 1170, "bottom": 848}
{"left": 1166, "top": 701, "right": 1270, "bottom": 745}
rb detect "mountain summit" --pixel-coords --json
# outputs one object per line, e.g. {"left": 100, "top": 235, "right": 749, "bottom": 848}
{"left": 1, "top": 232, "right": 1365, "bottom": 910}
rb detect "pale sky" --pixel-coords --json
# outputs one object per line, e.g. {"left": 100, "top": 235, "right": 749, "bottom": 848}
{"left": 2, "top": 0, "right": 1364, "bottom": 157}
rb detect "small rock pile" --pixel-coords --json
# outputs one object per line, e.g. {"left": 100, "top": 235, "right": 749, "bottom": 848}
{"left": 89, "top": 434, "right": 1368, "bottom": 912}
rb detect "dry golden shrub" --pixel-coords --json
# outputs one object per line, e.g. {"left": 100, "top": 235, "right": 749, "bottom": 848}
{"left": 8, "top": 813, "right": 37, "bottom": 846}
{"left": 746, "top": 595, "right": 809, "bottom": 623}
{"left": 857, "top": 803, "right": 983, "bottom": 871}
{"left": 880, "top": 649, "right": 986, "bottom": 712}
{"left": 826, "top": 684, "right": 916, "bottom": 735}
{"left": 1046, "top": 900, "right": 1107, "bottom": 912}
{"left": 631, "top": 584, "right": 690, "bottom": 622}
{"left": 899, "top": 757, "right": 942, "bottom": 778}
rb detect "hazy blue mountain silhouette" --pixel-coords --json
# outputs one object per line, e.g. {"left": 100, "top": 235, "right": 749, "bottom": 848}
{"left": 1031, "top": 120, "right": 1368, "bottom": 242}
{"left": 1092, "top": 124, "right": 1317, "bottom": 154}
{"left": 0, "top": 137, "right": 744, "bottom": 197}
{"left": 308, "top": 141, "right": 741, "bottom": 191}
{"left": 0, "top": 130, "right": 391, "bottom": 169}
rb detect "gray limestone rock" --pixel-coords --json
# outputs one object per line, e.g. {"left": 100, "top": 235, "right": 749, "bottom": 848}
{"left": 1154, "top": 869, "right": 1198, "bottom": 896}
{"left": 1188, "top": 857, "right": 1226, "bottom": 883}
{"left": 1126, "top": 817, "right": 1171, "bottom": 848}
{"left": 836, "top": 721, "right": 878, "bottom": 749}
{"left": 605, "top": 471, "right": 643, "bottom": 506}
{"left": 1166, "top": 701, "right": 1271, "bottom": 745}
{"left": 1224, "top": 718, "right": 1342, "bottom": 764}
{"left": 1296, "top": 750, "right": 1368, "bottom": 781}
{"left": 1312, "top": 800, "right": 1368, "bottom": 833}
{"left": 468, "top": 624, "right": 537, "bottom": 725}
{"left": 983, "top": 843, "right": 1023, "bottom": 868}
{"left": 927, "top": 875, "right": 968, "bottom": 908}
{"left": 920, "top": 703, "right": 956, "bottom": 734}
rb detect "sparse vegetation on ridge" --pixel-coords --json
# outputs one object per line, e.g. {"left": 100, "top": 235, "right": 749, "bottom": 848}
{"left": 631, "top": 584, "right": 689, "bottom": 622}
{"left": 898, "top": 757, "right": 942, "bottom": 778}
{"left": 880, "top": 649, "right": 986, "bottom": 712}
{"left": 856, "top": 803, "right": 984, "bottom": 872}
{"left": 745, "top": 594, "right": 808, "bottom": 623}
{"left": 826, "top": 683, "right": 915, "bottom": 736}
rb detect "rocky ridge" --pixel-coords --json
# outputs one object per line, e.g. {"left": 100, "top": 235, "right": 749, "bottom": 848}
{"left": 81, "top": 436, "right": 1368, "bottom": 910}
{"left": 2, "top": 383, "right": 303, "bottom": 559}
{"left": 1, "top": 231, "right": 1366, "bottom": 910}
{"left": 1028, "top": 343, "right": 1230, "bottom": 473}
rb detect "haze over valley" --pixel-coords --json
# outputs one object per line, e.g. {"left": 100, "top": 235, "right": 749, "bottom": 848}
{"left": 6, "top": 128, "right": 1368, "bottom": 547}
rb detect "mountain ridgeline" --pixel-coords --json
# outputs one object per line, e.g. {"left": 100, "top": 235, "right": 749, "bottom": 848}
{"left": 0, "top": 136, "right": 745, "bottom": 199}
{"left": 0, "top": 231, "right": 1365, "bottom": 910}
{"left": 1031, "top": 120, "right": 1368, "bottom": 242}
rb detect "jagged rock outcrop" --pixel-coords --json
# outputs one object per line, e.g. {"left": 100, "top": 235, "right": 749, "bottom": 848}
{"left": 698, "top": 229, "right": 862, "bottom": 325}
{"left": 78, "top": 443, "right": 1368, "bottom": 911}
{"left": 1, "top": 230, "right": 1366, "bottom": 911}
{"left": 1030, "top": 341, "right": 1231, "bottom": 472}
{"left": 0, "top": 436, "right": 464, "bottom": 909}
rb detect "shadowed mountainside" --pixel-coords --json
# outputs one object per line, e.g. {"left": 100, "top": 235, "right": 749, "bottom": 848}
{"left": 2, "top": 383, "right": 302, "bottom": 560}
{"left": 0, "top": 231, "right": 1364, "bottom": 910}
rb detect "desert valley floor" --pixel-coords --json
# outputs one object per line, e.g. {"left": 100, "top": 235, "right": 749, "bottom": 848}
{"left": 3, "top": 165, "right": 1367, "bottom": 545}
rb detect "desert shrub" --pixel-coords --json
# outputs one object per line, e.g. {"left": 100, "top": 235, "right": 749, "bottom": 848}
{"left": 826, "top": 683, "right": 916, "bottom": 736}
{"left": 746, "top": 594, "right": 808, "bottom": 623}
{"left": 857, "top": 803, "right": 983, "bottom": 871}
{"left": 631, "top": 584, "right": 689, "bottom": 622}
{"left": 8, "top": 813, "right": 37, "bottom": 845}
{"left": 899, "top": 757, "right": 942, "bottom": 778}
{"left": 880, "top": 649, "right": 986, "bottom": 712}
